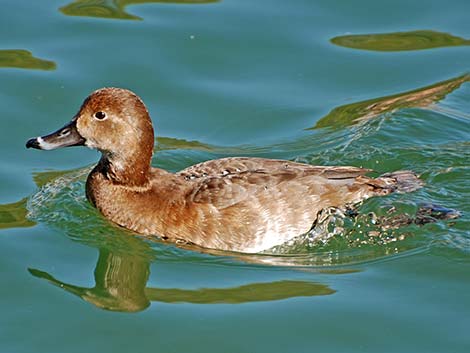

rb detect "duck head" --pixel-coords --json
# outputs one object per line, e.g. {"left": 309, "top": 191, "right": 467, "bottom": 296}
{"left": 26, "top": 87, "right": 155, "bottom": 185}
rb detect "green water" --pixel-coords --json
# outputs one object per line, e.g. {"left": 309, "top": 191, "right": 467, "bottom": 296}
{"left": 1, "top": 0, "right": 469, "bottom": 352}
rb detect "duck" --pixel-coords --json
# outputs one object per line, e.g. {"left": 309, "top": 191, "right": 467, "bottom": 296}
{"left": 26, "top": 87, "right": 422, "bottom": 253}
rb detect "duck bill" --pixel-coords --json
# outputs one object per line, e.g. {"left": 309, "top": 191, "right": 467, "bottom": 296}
{"left": 26, "top": 119, "right": 85, "bottom": 150}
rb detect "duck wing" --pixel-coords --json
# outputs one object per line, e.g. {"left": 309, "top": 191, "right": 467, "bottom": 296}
{"left": 178, "top": 157, "right": 372, "bottom": 209}
{"left": 178, "top": 157, "right": 371, "bottom": 180}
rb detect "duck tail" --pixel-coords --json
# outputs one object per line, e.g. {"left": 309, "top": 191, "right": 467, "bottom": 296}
{"left": 374, "top": 170, "right": 424, "bottom": 194}
{"left": 357, "top": 170, "right": 423, "bottom": 196}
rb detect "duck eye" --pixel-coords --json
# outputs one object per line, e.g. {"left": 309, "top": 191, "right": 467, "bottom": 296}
{"left": 94, "top": 111, "right": 107, "bottom": 120}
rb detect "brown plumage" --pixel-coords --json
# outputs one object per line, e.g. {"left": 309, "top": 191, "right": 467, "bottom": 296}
{"left": 26, "top": 88, "right": 423, "bottom": 253}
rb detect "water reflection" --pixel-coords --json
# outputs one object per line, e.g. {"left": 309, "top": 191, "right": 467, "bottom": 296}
{"left": 0, "top": 198, "right": 36, "bottom": 229}
{"left": 310, "top": 74, "right": 470, "bottom": 130}
{"left": 156, "top": 136, "right": 213, "bottom": 152}
{"left": 331, "top": 30, "right": 470, "bottom": 52}
{"left": 0, "top": 50, "right": 56, "bottom": 70}
{"left": 28, "top": 239, "right": 335, "bottom": 312}
{"left": 60, "top": 0, "right": 219, "bottom": 20}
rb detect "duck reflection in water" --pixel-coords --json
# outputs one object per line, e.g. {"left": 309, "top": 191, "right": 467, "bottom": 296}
{"left": 28, "top": 242, "right": 335, "bottom": 313}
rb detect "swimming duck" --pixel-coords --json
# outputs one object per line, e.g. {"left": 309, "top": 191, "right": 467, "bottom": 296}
{"left": 26, "top": 88, "right": 422, "bottom": 253}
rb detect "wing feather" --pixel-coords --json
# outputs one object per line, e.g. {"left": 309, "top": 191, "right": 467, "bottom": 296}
{"left": 180, "top": 157, "right": 372, "bottom": 209}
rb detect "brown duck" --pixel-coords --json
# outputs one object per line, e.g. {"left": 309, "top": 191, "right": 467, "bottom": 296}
{"left": 26, "top": 88, "right": 422, "bottom": 253}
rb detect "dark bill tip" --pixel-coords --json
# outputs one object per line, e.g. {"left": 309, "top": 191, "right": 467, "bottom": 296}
{"left": 26, "top": 138, "right": 40, "bottom": 149}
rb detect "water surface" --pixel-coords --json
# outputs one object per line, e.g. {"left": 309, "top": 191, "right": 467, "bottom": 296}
{"left": 0, "top": 0, "right": 469, "bottom": 352}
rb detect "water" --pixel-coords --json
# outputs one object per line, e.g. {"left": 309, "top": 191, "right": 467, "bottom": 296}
{"left": 1, "top": 0, "right": 469, "bottom": 352}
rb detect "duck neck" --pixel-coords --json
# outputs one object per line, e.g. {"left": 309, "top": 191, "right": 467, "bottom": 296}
{"left": 99, "top": 150, "right": 152, "bottom": 187}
